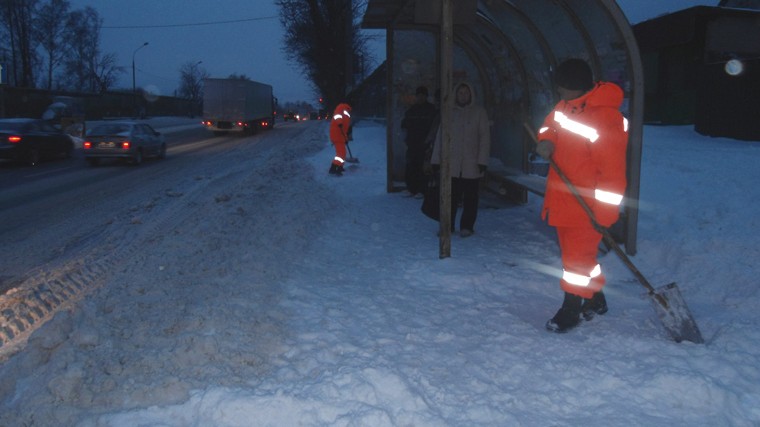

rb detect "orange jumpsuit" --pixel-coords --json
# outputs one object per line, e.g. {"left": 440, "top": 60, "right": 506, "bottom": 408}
{"left": 538, "top": 82, "right": 629, "bottom": 299}
{"left": 330, "top": 103, "right": 352, "bottom": 168}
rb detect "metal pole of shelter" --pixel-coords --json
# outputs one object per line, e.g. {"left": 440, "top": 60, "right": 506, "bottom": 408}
{"left": 438, "top": 0, "right": 453, "bottom": 258}
{"left": 386, "top": 29, "right": 395, "bottom": 193}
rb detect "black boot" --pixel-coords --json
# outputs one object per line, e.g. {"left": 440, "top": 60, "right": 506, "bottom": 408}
{"left": 328, "top": 164, "right": 343, "bottom": 176}
{"left": 582, "top": 291, "right": 608, "bottom": 321}
{"left": 546, "top": 292, "right": 582, "bottom": 333}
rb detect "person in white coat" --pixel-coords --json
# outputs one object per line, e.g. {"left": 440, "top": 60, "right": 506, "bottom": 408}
{"left": 431, "top": 82, "right": 491, "bottom": 237}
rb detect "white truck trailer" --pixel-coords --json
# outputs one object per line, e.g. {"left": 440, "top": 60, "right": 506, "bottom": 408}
{"left": 202, "top": 78, "right": 276, "bottom": 135}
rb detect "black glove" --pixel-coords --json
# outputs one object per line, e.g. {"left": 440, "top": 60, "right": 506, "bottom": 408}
{"left": 478, "top": 164, "right": 487, "bottom": 174}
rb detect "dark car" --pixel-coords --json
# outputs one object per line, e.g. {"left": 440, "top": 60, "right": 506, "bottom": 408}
{"left": 83, "top": 121, "right": 166, "bottom": 166}
{"left": 283, "top": 111, "right": 298, "bottom": 122}
{"left": 0, "top": 118, "right": 74, "bottom": 166}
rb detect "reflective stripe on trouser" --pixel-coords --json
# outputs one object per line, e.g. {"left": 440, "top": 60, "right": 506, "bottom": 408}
{"left": 556, "top": 226, "right": 605, "bottom": 299}
{"left": 331, "top": 140, "right": 346, "bottom": 166}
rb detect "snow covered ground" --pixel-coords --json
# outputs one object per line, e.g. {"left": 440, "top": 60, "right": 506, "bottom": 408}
{"left": 1, "top": 119, "right": 760, "bottom": 426}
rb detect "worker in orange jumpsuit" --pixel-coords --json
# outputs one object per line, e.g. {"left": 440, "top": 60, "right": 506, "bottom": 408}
{"left": 535, "top": 58, "right": 629, "bottom": 333}
{"left": 328, "top": 102, "right": 352, "bottom": 176}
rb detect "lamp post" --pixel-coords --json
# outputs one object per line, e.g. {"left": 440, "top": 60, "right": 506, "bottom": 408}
{"left": 132, "top": 42, "right": 148, "bottom": 117}
{"left": 132, "top": 42, "right": 148, "bottom": 94}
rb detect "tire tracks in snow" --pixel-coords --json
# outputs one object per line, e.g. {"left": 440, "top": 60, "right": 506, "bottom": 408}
{"left": 0, "top": 124, "right": 334, "bottom": 360}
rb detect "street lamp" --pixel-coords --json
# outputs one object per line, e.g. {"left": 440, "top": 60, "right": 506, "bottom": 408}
{"left": 132, "top": 42, "right": 148, "bottom": 117}
{"left": 132, "top": 42, "right": 149, "bottom": 95}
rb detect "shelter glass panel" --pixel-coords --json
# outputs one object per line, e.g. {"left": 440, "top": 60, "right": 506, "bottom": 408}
{"left": 391, "top": 30, "right": 438, "bottom": 180}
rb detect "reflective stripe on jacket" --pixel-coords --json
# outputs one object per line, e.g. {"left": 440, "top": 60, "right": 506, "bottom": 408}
{"left": 330, "top": 103, "right": 352, "bottom": 143}
{"left": 539, "top": 82, "right": 628, "bottom": 228}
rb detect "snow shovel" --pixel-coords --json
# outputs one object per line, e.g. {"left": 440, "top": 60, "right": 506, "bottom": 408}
{"left": 523, "top": 124, "right": 704, "bottom": 344}
{"left": 344, "top": 128, "right": 359, "bottom": 163}
{"left": 345, "top": 142, "right": 359, "bottom": 163}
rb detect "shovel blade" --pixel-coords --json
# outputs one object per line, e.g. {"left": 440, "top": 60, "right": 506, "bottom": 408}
{"left": 649, "top": 283, "right": 704, "bottom": 344}
{"left": 345, "top": 157, "right": 359, "bottom": 163}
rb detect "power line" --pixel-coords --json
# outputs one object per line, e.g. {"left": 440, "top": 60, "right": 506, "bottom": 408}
{"left": 103, "top": 15, "right": 278, "bottom": 29}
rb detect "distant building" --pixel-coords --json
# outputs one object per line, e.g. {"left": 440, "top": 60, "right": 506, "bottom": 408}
{"left": 349, "top": 61, "right": 386, "bottom": 119}
{"left": 633, "top": 3, "right": 760, "bottom": 140}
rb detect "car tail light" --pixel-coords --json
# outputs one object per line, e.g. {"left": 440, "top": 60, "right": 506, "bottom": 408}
{"left": 83, "top": 141, "right": 92, "bottom": 149}
{"left": 122, "top": 141, "right": 131, "bottom": 150}
{"left": 8, "top": 135, "right": 21, "bottom": 144}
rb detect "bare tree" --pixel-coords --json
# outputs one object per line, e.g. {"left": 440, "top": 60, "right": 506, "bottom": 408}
{"left": 0, "top": 5, "right": 11, "bottom": 84}
{"left": 178, "top": 60, "right": 208, "bottom": 114}
{"left": 275, "top": 0, "right": 372, "bottom": 108}
{"left": 1, "top": 0, "right": 41, "bottom": 87}
{"left": 35, "top": 0, "right": 70, "bottom": 90}
{"left": 59, "top": 6, "right": 122, "bottom": 92}
{"left": 92, "top": 52, "right": 122, "bottom": 93}
{"left": 60, "top": 6, "right": 98, "bottom": 91}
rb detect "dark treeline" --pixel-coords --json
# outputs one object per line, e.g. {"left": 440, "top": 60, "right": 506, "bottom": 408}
{"left": 1, "top": 0, "right": 121, "bottom": 92}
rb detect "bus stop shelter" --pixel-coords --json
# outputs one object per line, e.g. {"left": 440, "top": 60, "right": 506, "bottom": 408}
{"left": 362, "top": 0, "right": 644, "bottom": 255}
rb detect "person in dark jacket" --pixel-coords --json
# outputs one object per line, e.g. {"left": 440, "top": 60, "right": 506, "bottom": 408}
{"left": 401, "top": 86, "right": 438, "bottom": 197}
{"left": 535, "top": 58, "right": 629, "bottom": 333}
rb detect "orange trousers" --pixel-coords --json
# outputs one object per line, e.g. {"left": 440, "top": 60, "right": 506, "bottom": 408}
{"left": 556, "top": 226, "right": 605, "bottom": 299}
{"left": 331, "top": 140, "right": 346, "bottom": 167}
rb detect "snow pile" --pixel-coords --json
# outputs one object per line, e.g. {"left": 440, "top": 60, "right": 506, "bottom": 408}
{"left": 1, "top": 120, "right": 760, "bottom": 426}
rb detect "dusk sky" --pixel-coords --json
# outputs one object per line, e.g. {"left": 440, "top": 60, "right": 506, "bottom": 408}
{"left": 66, "top": 0, "right": 718, "bottom": 104}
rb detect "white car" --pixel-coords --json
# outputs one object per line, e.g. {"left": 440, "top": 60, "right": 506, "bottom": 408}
{"left": 83, "top": 121, "right": 166, "bottom": 166}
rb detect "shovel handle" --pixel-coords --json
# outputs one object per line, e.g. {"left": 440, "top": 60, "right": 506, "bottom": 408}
{"left": 522, "top": 123, "right": 667, "bottom": 306}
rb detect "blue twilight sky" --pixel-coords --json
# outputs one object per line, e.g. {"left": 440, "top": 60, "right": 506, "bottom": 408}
{"left": 66, "top": 0, "right": 718, "bottom": 104}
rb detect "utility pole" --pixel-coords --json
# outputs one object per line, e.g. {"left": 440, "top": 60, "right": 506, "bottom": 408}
{"left": 438, "top": 0, "right": 453, "bottom": 259}
{"left": 132, "top": 42, "right": 149, "bottom": 117}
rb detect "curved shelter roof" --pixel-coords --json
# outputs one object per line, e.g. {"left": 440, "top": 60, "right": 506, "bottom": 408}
{"left": 362, "top": 0, "right": 643, "bottom": 254}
